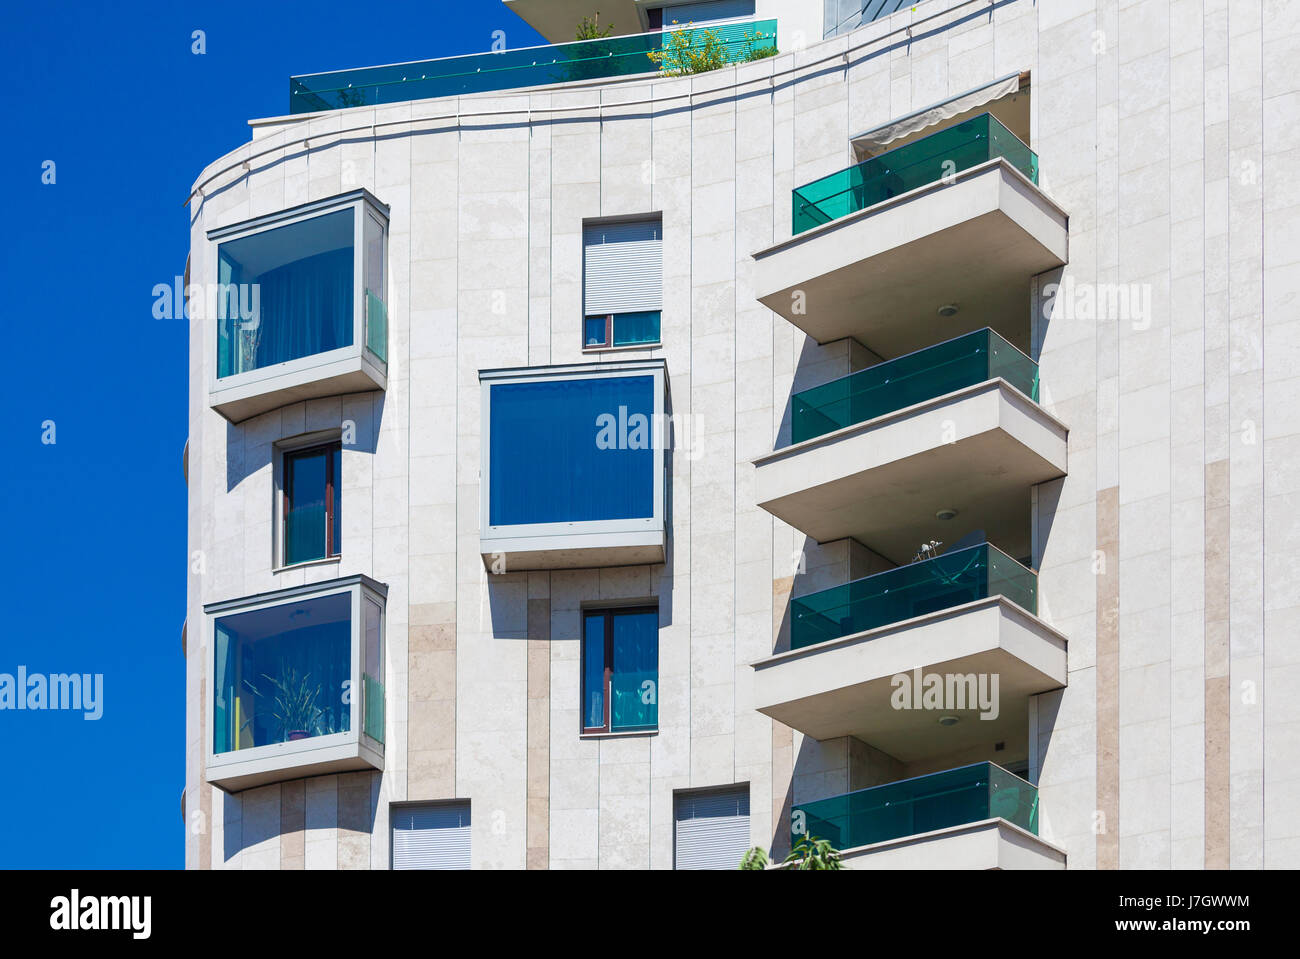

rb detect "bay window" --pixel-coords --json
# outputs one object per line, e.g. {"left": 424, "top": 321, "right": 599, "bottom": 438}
{"left": 205, "top": 575, "right": 386, "bottom": 792}
{"left": 207, "top": 190, "right": 388, "bottom": 423}
{"left": 479, "top": 359, "right": 668, "bottom": 570}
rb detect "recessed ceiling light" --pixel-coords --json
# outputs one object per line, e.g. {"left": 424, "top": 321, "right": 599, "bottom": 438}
{"left": 936, "top": 508, "right": 958, "bottom": 521}
{"left": 938, "top": 715, "right": 960, "bottom": 727}
{"left": 937, "top": 304, "right": 959, "bottom": 317}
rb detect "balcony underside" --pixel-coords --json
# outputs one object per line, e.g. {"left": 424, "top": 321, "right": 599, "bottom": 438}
{"left": 754, "top": 380, "right": 1067, "bottom": 565}
{"left": 752, "top": 597, "right": 1066, "bottom": 758}
{"left": 503, "top": 0, "right": 642, "bottom": 42}
{"left": 754, "top": 160, "right": 1068, "bottom": 358}
{"left": 206, "top": 738, "right": 383, "bottom": 793}
{"left": 835, "top": 819, "right": 1066, "bottom": 870}
{"left": 210, "top": 353, "right": 386, "bottom": 424}
{"left": 481, "top": 529, "right": 665, "bottom": 572}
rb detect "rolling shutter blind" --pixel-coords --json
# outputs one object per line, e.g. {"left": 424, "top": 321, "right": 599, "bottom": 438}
{"left": 391, "top": 802, "right": 471, "bottom": 870}
{"left": 584, "top": 220, "right": 662, "bottom": 315}
{"left": 674, "top": 787, "right": 750, "bottom": 870}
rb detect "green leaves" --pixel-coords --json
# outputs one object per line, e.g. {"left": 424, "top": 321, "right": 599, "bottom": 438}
{"left": 783, "top": 835, "right": 845, "bottom": 870}
{"left": 739, "top": 846, "right": 770, "bottom": 870}
{"left": 646, "top": 23, "right": 729, "bottom": 76}
{"left": 243, "top": 666, "right": 326, "bottom": 740}
{"left": 575, "top": 13, "right": 614, "bottom": 41}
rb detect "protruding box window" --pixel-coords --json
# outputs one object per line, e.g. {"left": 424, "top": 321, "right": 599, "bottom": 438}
{"left": 479, "top": 360, "right": 668, "bottom": 570}
{"left": 206, "top": 190, "right": 388, "bottom": 423}
{"left": 205, "top": 575, "right": 386, "bottom": 792}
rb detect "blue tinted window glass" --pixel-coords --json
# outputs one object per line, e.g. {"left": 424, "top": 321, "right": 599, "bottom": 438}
{"left": 583, "top": 613, "right": 606, "bottom": 729}
{"left": 489, "top": 375, "right": 656, "bottom": 526}
{"left": 610, "top": 611, "right": 658, "bottom": 730}
{"left": 213, "top": 591, "right": 352, "bottom": 753}
{"left": 612, "top": 311, "right": 661, "bottom": 346}
{"left": 285, "top": 448, "right": 328, "bottom": 565}
{"left": 217, "top": 209, "right": 354, "bottom": 378}
{"left": 584, "top": 316, "right": 608, "bottom": 347}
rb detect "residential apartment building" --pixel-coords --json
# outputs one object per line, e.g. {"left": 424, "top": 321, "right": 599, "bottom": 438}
{"left": 182, "top": 0, "right": 1300, "bottom": 869}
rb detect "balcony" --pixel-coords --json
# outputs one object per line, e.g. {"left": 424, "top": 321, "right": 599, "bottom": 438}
{"left": 480, "top": 360, "right": 668, "bottom": 571}
{"left": 754, "top": 331, "right": 1066, "bottom": 563}
{"left": 204, "top": 575, "right": 386, "bottom": 792}
{"left": 793, "top": 763, "right": 1065, "bottom": 869}
{"left": 207, "top": 191, "right": 389, "bottom": 424}
{"left": 288, "top": 21, "right": 777, "bottom": 114}
{"left": 753, "top": 113, "right": 1067, "bottom": 357}
{"left": 751, "top": 545, "right": 1066, "bottom": 753}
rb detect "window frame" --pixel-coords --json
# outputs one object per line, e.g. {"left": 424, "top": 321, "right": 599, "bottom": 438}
{"left": 205, "top": 189, "right": 389, "bottom": 397}
{"left": 282, "top": 440, "right": 342, "bottom": 566}
{"left": 582, "top": 311, "right": 663, "bottom": 352}
{"left": 203, "top": 574, "right": 387, "bottom": 791}
{"left": 581, "top": 216, "right": 663, "bottom": 353}
{"left": 580, "top": 604, "right": 660, "bottom": 736}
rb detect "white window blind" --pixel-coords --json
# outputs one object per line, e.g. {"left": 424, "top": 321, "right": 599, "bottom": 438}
{"left": 583, "top": 220, "right": 663, "bottom": 316}
{"left": 674, "top": 786, "right": 751, "bottom": 870}
{"left": 391, "top": 802, "right": 471, "bottom": 870}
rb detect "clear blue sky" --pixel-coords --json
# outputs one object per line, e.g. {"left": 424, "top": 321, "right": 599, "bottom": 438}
{"left": 0, "top": 0, "right": 543, "bottom": 869}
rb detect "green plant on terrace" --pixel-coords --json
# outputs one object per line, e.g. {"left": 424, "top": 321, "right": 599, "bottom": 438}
{"left": 646, "top": 22, "right": 729, "bottom": 76}
{"left": 783, "top": 834, "right": 845, "bottom": 870}
{"left": 576, "top": 12, "right": 615, "bottom": 40}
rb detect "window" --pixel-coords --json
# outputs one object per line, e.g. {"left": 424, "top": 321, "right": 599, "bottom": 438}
{"left": 283, "top": 442, "right": 341, "bottom": 566}
{"left": 206, "top": 575, "right": 386, "bottom": 791}
{"left": 479, "top": 360, "right": 668, "bottom": 570}
{"left": 582, "top": 607, "right": 658, "bottom": 733}
{"left": 391, "top": 802, "right": 471, "bottom": 870}
{"left": 217, "top": 208, "right": 358, "bottom": 377}
{"left": 208, "top": 191, "right": 389, "bottom": 423}
{"left": 583, "top": 219, "right": 662, "bottom": 350}
{"left": 214, "top": 590, "right": 353, "bottom": 753}
{"left": 489, "top": 374, "right": 656, "bottom": 526}
{"left": 674, "top": 786, "right": 751, "bottom": 869}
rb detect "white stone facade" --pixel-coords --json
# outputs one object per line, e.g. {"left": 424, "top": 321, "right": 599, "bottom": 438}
{"left": 184, "top": 0, "right": 1300, "bottom": 869}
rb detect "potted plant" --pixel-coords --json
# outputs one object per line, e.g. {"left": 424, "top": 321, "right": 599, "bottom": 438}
{"left": 243, "top": 666, "right": 325, "bottom": 743}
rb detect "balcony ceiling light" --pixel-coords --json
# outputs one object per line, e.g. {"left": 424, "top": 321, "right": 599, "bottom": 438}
{"left": 936, "top": 508, "right": 958, "bottom": 521}
{"left": 938, "top": 304, "right": 959, "bottom": 317}
{"left": 938, "top": 715, "right": 960, "bottom": 726}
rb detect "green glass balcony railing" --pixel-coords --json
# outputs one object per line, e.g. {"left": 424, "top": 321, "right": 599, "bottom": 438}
{"left": 791, "top": 112, "right": 1039, "bottom": 235}
{"left": 365, "top": 289, "right": 387, "bottom": 363}
{"left": 790, "top": 543, "right": 1036, "bottom": 650}
{"left": 791, "top": 328, "right": 1039, "bottom": 444}
{"left": 363, "top": 672, "right": 385, "bottom": 744}
{"left": 289, "top": 21, "right": 778, "bottom": 114}
{"left": 792, "top": 762, "right": 1039, "bottom": 851}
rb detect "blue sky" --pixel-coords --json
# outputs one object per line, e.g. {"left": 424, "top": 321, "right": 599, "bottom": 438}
{"left": 0, "top": 0, "right": 543, "bottom": 869}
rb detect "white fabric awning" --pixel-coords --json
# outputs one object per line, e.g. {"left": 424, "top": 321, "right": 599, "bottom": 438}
{"left": 850, "top": 72, "right": 1025, "bottom": 157}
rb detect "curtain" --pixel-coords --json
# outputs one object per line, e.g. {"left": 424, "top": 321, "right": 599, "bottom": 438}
{"left": 611, "top": 611, "right": 658, "bottom": 730}
{"left": 582, "top": 613, "right": 606, "bottom": 729}
{"left": 241, "top": 619, "right": 351, "bottom": 743}
{"left": 489, "top": 375, "right": 655, "bottom": 526}
{"left": 253, "top": 247, "right": 354, "bottom": 371}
